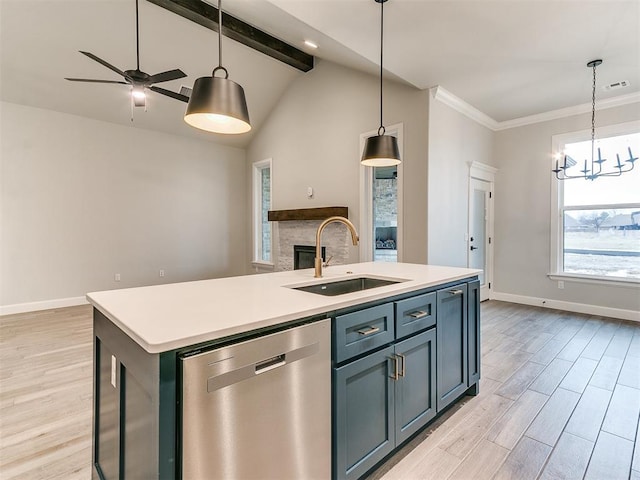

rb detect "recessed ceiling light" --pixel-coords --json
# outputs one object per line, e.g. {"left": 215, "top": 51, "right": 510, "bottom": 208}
{"left": 304, "top": 40, "right": 318, "bottom": 49}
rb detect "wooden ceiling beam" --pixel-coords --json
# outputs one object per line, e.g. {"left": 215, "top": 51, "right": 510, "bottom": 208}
{"left": 147, "top": 0, "right": 314, "bottom": 72}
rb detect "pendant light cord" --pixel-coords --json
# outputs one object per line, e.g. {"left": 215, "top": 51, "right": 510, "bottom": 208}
{"left": 135, "top": 0, "right": 140, "bottom": 71}
{"left": 212, "top": 0, "right": 228, "bottom": 78}
{"left": 378, "top": 0, "right": 384, "bottom": 136}
{"left": 218, "top": 0, "right": 223, "bottom": 69}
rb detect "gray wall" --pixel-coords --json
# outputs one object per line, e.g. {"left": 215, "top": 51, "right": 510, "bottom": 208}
{"left": 493, "top": 102, "right": 640, "bottom": 311}
{"left": 1, "top": 101, "right": 247, "bottom": 307}
{"left": 427, "top": 96, "right": 495, "bottom": 267}
{"left": 246, "top": 60, "right": 429, "bottom": 268}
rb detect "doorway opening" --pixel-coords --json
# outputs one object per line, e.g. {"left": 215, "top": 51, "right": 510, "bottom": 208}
{"left": 468, "top": 162, "right": 497, "bottom": 301}
{"left": 373, "top": 167, "right": 398, "bottom": 262}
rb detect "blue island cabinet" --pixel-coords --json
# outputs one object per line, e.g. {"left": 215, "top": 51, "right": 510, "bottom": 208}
{"left": 333, "top": 278, "right": 479, "bottom": 480}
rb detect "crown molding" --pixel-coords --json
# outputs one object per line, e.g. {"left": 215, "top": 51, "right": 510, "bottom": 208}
{"left": 430, "top": 86, "right": 640, "bottom": 132}
{"left": 430, "top": 86, "right": 499, "bottom": 130}
{"left": 496, "top": 91, "right": 640, "bottom": 130}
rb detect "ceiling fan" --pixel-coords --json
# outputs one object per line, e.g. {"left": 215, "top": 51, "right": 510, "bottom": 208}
{"left": 65, "top": 0, "right": 189, "bottom": 107}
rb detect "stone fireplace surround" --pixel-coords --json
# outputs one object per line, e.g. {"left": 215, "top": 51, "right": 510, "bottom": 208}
{"left": 275, "top": 220, "right": 350, "bottom": 271}
{"left": 267, "top": 207, "right": 353, "bottom": 272}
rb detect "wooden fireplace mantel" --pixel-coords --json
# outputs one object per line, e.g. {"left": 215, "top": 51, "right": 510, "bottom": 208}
{"left": 267, "top": 206, "right": 348, "bottom": 222}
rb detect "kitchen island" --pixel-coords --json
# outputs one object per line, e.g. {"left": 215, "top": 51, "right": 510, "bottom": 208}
{"left": 87, "top": 262, "right": 481, "bottom": 479}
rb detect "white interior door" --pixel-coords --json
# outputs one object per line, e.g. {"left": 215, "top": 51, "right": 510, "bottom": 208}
{"left": 469, "top": 177, "right": 493, "bottom": 301}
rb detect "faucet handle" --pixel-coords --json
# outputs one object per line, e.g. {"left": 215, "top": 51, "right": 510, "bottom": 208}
{"left": 322, "top": 255, "right": 334, "bottom": 268}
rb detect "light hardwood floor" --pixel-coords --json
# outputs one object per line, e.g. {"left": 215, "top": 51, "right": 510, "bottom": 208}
{"left": 1, "top": 301, "right": 639, "bottom": 480}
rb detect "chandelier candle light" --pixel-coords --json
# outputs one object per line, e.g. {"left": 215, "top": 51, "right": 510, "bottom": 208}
{"left": 553, "top": 59, "right": 637, "bottom": 181}
{"left": 184, "top": 0, "right": 251, "bottom": 134}
{"left": 361, "top": 0, "right": 402, "bottom": 167}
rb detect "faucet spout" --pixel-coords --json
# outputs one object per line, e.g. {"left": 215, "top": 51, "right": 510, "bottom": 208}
{"left": 315, "top": 216, "right": 359, "bottom": 278}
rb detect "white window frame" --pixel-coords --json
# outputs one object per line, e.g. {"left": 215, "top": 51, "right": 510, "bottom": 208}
{"left": 358, "top": 123, "right": 404, "bottom": 263}
{"left": 252, "top": 158, "right": 273, "bottom": 266}
{"left": 549, "top": 120, "right": 640, "bottom": 287}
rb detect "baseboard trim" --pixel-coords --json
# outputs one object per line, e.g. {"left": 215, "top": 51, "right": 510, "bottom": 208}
{"left": 0, "top": 296, "right": 89, "bottom": 316}
{"left": 492, "top": 291, "right": 640, "bottom": 322}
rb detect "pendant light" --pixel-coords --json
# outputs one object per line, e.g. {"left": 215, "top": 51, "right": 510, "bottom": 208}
{"left": 184, "top": 0, "right": 251, "bottom": 134}
{"left": 361, "top": 0, "right": 401, "bottom": 167}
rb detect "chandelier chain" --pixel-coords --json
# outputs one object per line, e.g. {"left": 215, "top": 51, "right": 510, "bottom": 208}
{"left": 591, "top": 62, "right": 596, "bottom": 149}
{"left": 379, "top": 0, "right": 384, "bottom": 133}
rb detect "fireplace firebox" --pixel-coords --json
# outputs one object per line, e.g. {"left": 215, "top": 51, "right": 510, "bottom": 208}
{"left": 294, "top": 245, "right": 326, "bottom": 270}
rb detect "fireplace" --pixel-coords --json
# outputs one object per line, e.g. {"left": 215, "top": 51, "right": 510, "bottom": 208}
{"left": 375, "top": 226, "right": 397, "bottom": 250}
{"left": 294, "top": 245, "right": 326, "bottom": 270}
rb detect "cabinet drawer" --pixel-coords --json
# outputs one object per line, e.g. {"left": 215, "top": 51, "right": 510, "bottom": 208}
{"left": 395, "top": 292, "right": 436, "bottom": 339}
{"left": 335, "top": 303, "right": 395, "bottom": 363}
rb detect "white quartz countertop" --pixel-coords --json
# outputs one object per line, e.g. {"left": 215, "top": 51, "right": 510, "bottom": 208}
{"left": 86, "top": 262, "right": 481, "bottom": 353}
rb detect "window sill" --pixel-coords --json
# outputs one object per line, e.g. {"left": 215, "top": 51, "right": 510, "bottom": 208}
{"left": 548, "top": 273, "right": 640, "bottom": 289}
{"left": 252, "top": 261, "right": 274, "bottom": 272}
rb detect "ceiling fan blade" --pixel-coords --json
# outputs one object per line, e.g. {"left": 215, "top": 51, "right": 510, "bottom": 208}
{"left": 79, "top": 51, "right": 128, "bottom": 78}
{"left": 65, "top": 78, "right": 128, "bottom": 84}
{"left": 147, "top": 69, "right": 187, "bottom": 84}
{"left": 149, "top": 86, "right": 190, "bottom": 103}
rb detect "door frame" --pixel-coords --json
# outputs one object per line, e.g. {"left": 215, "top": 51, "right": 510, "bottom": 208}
{"left": 359, "top": 123, "right": 404, "bottom": 262}
{"left": 468, "top": 161, "right": 497, "bottom": 301}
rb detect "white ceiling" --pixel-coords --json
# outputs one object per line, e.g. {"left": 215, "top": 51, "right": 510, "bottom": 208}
{"left": 2, "top": 0, "right": 639, "bottom": 146}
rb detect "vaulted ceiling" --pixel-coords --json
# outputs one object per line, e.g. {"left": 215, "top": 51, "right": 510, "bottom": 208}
{"left": 1, "top": 0, "right": 638, "bottom": 147}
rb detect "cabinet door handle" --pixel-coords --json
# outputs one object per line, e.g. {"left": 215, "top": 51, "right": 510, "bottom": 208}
{"left": 449, "top": 289, "right": 463, "bottom": 295}
{"left": 397, "top": 353, "right": 406, "bottom": 377}
{"left": 357, "top": 326, "right": 380, "bottom": 336}
{"left": 408, "top": 310, "right": 428, "bottom": 319}
{"left": 388, "top": 355, "right": 400, "bottom": 380}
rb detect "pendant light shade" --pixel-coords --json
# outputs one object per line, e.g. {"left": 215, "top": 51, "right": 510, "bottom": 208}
{"left": 361, "top": 132, "right": 401, "bottom": 167}
{"left": 361, "top": 0, "right": 401, "bottom": 167}
{"left": 185, "top": 75, "right": 250, "bottom": 134}
{"left": 184, "top": 0, "right": 251, "bottom": 134}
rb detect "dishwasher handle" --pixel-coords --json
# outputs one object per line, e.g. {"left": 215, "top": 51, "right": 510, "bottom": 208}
{"left": 255, "top": 354, "right": 286, "bottom": 374}
{"left": 207, "top": 341, "right": 319, "bottom": 392}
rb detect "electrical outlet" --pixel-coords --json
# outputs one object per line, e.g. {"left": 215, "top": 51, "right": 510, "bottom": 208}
{"left": 558, "top": 280, "right": 565, "bottom": 289}
{"left": 114, "top": 273, "right": 121, "bottom": 282}
{"left": 111, "top": 355, "right": 117, "bottom": 388}
{"left": 159, "top": 269, "right": 165, "bottom": 277}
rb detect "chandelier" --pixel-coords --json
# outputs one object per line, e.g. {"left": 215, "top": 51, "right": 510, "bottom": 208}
{"left": 553, "top": 59, "right": 637, "bottom": 181}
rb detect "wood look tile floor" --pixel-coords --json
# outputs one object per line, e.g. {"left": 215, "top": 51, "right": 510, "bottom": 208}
{"left": 1, "top": 301, "right": 639, "bottom": 479}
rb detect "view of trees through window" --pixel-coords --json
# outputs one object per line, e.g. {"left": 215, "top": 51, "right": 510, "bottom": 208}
{"left": 560, "top": 131, "right": 640, "bottom": 280}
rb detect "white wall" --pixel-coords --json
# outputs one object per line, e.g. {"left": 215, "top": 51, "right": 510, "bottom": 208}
{"left": 0, "top": 101, "right": 247, "bottom": 310}
{"left": 246, "top": 60, "right": 429, "bottom": 268}
{"left": 427, "top": 94, "right": 495, "bottom": 267}
{"left": 493, "top": 102, "right": 640, "bottom": 312}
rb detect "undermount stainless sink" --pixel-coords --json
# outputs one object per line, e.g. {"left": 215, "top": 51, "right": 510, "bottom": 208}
{"left": 292, "top": 277, "right": 403, "bottom": 296}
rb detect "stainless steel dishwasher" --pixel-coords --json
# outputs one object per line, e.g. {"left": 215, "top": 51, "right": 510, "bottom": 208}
{"left": 180, "top": 319, "right": 331, "bottom": 480}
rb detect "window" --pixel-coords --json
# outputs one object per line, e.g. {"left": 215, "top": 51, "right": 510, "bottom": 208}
{"left": 551, "top": 122, "right": 640, "bottom": 283}
{"left": 253, "top": 159, "right": 272, "bottom": 264}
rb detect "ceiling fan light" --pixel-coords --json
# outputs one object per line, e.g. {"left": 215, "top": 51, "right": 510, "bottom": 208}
{"left": 361, "top": 134, "right": 401, "bottom": 167}
{"left": 184, "top": 76, "right": 251, "bottom": 134}
{"left": 132, "top": 87, "right": 146, "bottom": 107}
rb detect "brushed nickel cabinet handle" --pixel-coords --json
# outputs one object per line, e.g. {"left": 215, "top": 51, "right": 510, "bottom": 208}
{"left": 408, "top": 310, "right": 428, "bottom": 319}
{"left": 397, "top": 353, "right": 406, "bottom": 377}
{"left": 389, "top": 355, "right": 400, "bottom": 380}
{"left": 357, "top": 326, "right": 380, "bottom": 336}
{"left": 449, "top": 289, "right": 463, "bottom": 295}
